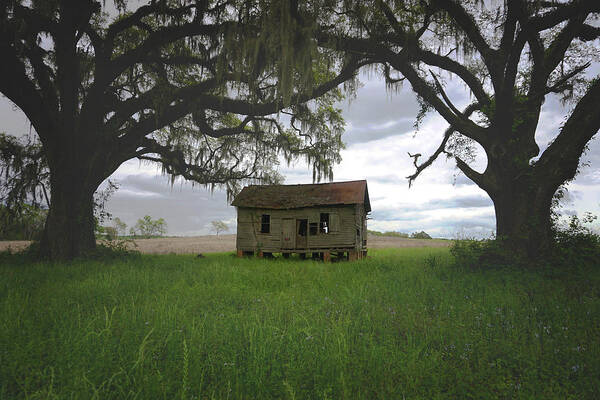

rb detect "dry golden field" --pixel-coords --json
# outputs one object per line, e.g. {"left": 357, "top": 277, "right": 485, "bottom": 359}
{"left": 0, "top": 234, "right": 451, "bottom": 255}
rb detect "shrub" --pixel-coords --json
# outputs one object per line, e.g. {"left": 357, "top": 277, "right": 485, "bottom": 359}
{"left": 83, "top": 237, "right": 140, "bottom": 260}
{"left": 96, "top": 225, "right": 118, "bottom": 240}
{"left": 451, "top": 213, "right": 600, "bottom": 271}
{"left": 0, "top": 203, "right": 47, "bottom": 240}
{"left": 411, "top": 231, "right": 432, "bottom": 239}
{"left": 551, "top": 213, "right": 600, "bottom": 270}
{"left": 367, "top": 230, "right": 409, "bottom": 237}
{"left": 132, "top": 215, "right": 168, "bottom": 238}
{"left": 211, "top": 220, "right": 229, "bottom": 236}
{"left": 450, "top": 238, "right": 523, "bottom": 270}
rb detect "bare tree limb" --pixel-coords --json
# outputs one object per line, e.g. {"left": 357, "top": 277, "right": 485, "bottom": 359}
{"left": 407, "top": 103, "right": 480, "bottom": 187}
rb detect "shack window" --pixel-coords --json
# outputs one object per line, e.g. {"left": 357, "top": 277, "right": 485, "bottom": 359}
{"left": 309, "top": 222, "right": 318, "bottom": 235}
{"left": 261, "top": 214, "right": 270, "bottom": 233}
{"left": 298, "top": 219, "right": 307, "bottom": 236}
{"left": 320, "top": 213, "right": 329, "bottom": 234}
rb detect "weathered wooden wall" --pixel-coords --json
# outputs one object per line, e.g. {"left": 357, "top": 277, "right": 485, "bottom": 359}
{"left": 236, "top": 205, "right": 367, "bottom": 253}
{"left": 355, "top": 204, "right": 367, "bottom": 250}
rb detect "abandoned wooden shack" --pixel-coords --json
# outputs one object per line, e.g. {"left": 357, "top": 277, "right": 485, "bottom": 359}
{"left": 232, "top": 180, "right": 371, "bottom": 260}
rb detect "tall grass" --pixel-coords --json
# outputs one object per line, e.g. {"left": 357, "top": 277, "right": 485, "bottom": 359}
{"left": 1, "top": 249, "right": 598, "bottom": 399}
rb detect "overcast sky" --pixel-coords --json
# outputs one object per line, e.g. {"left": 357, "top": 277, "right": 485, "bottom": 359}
{"left": 3, "top": 71, "right": 598, "bottom": 238}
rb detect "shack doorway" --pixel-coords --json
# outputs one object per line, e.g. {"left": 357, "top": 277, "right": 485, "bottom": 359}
{"left": 281, "top": 218, "right": 295, "bottom": 249}
{"left": 296, "top": 219, "right": 308, "bottom": 249}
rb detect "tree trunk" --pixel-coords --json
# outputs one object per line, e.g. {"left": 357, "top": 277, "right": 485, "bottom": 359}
{"left": 39, "top": 169, "right": 97, "bottom": 260}
{"left": 489, "top": 182, "right": 555, "bottom": 260}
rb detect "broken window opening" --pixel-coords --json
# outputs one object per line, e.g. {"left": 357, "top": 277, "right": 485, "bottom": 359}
{"left": 320, "top": 213, "right": 329, "bottom": 234}
{"left": 261, "top": 214, "right": 270, "bottom": 233}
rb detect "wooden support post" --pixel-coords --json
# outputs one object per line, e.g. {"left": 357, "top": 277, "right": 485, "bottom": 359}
{"left": 323, "top": 251, "right": 331, "bottom": 263}
{"left": 258, "top": 251, "right": 263, "bottom": 258}
{"left": 237, "top": 250, "right": 243, "bottom": 258}
{"left": 349, "top": 251, "right": 357, "bottom": 261}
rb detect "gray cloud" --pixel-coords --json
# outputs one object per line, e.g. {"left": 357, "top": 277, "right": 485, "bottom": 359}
{"left": 369, "top": 212, "right": 496, "bottom": 238}
{"left": 371, "top": 194, "right": 492, "bottom": 221}
{"left": 368, "top": 174, "right": 406, "bottom": 185}
{"left": 0, "top": 96, "right": 34, "bottom": 137}
{"left": 338, "top": 79, "right": 419, "bottom": 144}
{"left": 100, "top": 175, "right": 235, "bottom": 236}
{"left": 439, "top": 195, "right": 492, "bottom": 209}
{"left": 451, "top": 173, "right": 480, "bottom": 187}
{"left": 343, "top": 117, "right": 416, "bottom": 144}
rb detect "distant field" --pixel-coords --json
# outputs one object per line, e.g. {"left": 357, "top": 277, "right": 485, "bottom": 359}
{"left": 0, "top": 234, "right": 451, "bottom": 254}
{"left": 1, "top": 249, "right": 598, "bottom": 398}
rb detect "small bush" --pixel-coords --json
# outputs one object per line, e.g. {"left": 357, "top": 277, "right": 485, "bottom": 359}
{"left": 411, "top": 231, "right": 432, "bottom": 239}
{"left": 83, "top": 238, "right": 140, "bottom": 260}
{"left": 450, "top": 238, "right": 523, "bottom": 270}
{"left": 451, "top": 213, "right": 600, "bottom": 271}
{"left": 367, "top": 230, "right": 409, "bottom": 238}
{"left": 96, "top": 225, "right": 118, "bottom": 240}
{"left": 551, "top": 213, "right": 600, "bottom": 270}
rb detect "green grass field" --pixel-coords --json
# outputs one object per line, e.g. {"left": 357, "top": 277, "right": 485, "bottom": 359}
{"left": 1, "top": 249, "right": 599, "bottom": 399}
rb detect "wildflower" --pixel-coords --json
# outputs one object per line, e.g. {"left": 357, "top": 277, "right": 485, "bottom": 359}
{"left": 571, "top": 365, "right": 580, "bottom": 372}
{"left": 543, "top": 326, "right": 551, "bottom": 335}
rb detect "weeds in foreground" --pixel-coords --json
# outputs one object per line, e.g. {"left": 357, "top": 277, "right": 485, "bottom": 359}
{"left": 1, "top": 248, "right": 599, "bottom": 399}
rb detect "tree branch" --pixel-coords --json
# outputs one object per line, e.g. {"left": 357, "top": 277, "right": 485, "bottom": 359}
{"left": 136, "top": 137, "right": 261, "bottom": 185}
{"left": 536, "top": 78, "right": 600, "bottom": 185}
{"left": 318, "top": 29, "right": 491, "bottom": 108}
{"left": 454, "top": 156, "right": 487, "bottom": 190}
{"left": 529, "top": 0, "right": 600, "bottom": 32}
{"left": 545, "top": 62, "right": 591, "bottom": 95}
{"left": 192, "top": 111, "right": 254, "bottom": 138}
{"left": 13, "top": 4, "right": 58, "bottom": 35}
{"left": 387, "top": 55, "right": 488, "bottom": 144}
{"left": 431, "top": 0, "right": 500, "bottom": 83}
{"left": 407, "top": 103, "right": 480, "bottom": 187}
{"left": 0, "top": 44, "right": 53, "bottom": 140}
{"left": 415, "top": 47, "right": 490, "bottom": 105}
{"left": 429, "top": 70, "right": 462, "bottom": 116}
{"left": 577, "top": 24, "right": 600, "bottom": 42}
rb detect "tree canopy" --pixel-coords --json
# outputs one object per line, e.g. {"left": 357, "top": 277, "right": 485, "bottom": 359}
{"left": 0, "top": 0, "right": 365, "bottom": 259}
{"left": 133, "top": 215, "right": 167, "bottom": 238}
{"left": 309, "top": 0, "right": 600, "bottom": 257}
{"left": 3, "top": 0, "right": 599, "bottom": 260}
{"left": 211, "top": 220, "right": 228, "bottom": 236}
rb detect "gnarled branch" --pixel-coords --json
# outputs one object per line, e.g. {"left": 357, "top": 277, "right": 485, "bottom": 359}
{"left": 407, "top": 103, "right": 480, "bottom": 187}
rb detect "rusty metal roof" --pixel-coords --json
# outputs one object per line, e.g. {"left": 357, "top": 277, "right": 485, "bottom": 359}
{"left": 232, "top": 180, "right": 371, "bottom": 212}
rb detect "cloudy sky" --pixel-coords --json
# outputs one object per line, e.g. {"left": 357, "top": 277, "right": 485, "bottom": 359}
{"left": 3, "top": 70, "right": 599, "bottom": 238}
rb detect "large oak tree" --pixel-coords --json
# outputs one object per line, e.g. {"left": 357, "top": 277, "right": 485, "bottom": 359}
{"left": 314, "top": 0, "right": 600, "bottom": 257}
{"left": 0, "top": 0, "right": 367, "bottom": 259}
